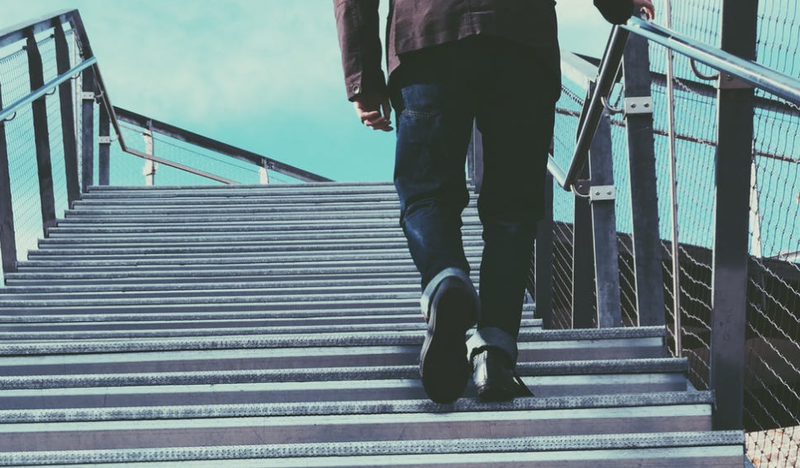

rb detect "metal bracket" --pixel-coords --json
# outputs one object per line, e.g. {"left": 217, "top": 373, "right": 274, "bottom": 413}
{"left": 625, "top": 97, "right": 653, "bottom": 115}
{"left": 718, "top": 73, "right": 753, "bottom": 90}
{"left": 573, "top": 179, "right": 591, "bottom": 198}
{"left": 98, "top": 136, "right": 112, "bottom": 144}
{"left": 589, "top": 185, "right": 616, "bottom": 202}
{"left": 81, "top": 91, "right": 95, "bottom": 101}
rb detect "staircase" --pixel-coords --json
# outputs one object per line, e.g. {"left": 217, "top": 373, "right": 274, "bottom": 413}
{"left": 0, "top": 182, "right": 744, "bottom": 467}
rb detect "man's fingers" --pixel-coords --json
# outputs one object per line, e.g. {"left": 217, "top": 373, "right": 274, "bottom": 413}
{"left": 381, "top": 101, "right": 392, "bottom": 122}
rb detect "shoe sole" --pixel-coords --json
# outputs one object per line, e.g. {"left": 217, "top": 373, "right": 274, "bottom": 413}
{"left": 419, "top": 277, "right": 478, "bottom": 404}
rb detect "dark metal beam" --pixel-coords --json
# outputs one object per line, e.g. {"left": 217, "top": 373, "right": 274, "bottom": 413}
{"left": 98, "top": 103, "right": 110, "bottom": 185}
{"left": 534, "top": 171, "right": 554, "bottom": 329}
{"left": 26, "top": 28, "right": 56, "bottom": 236}
{"left": 113, "top": 107, "right": 332, "bottom": 183}
{"left": 0, "top": 80, "right": 18, "bottom": 276}
{"left": 53, "top": 20, "right": 80, "bottom": 206}
{"left": 623, "top": 33, "right": 666, "bottom": 327}
{"left": 0, "top": 9, "right": 73, "bottom": 50}
{"left": 80, "top": 67, "right": 95, "bottom": 192}
{"left": 572, "top": 161, "right": 595, "bottom": 328}
{"left": 710, "top": 0, "right": 758, "bottom": 432}
{"left": 589, "top": 110, "right": 622, "bottom": 328}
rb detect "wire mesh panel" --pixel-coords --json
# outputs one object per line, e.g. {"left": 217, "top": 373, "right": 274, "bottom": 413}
{"left": 745, "top": 84, "right": 800, "bottom": 467}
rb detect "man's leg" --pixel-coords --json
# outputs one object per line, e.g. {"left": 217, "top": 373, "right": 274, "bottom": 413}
{"left": 390, "top": 43, "right": 479, "bottom": 403}
{"left": 469, "top": 40, "right": 560, "bottom": 400}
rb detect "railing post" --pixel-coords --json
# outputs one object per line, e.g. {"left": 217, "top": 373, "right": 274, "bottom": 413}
{"left": 588, "top": 110, "right": 623, "bottom": 327}
{"left": 143, "top": 123, "right": 156, "bottom": 186}
{"left": 573, "top": 157, "right": 595, "bottom": 328}
{"left": 710, "top": 0, "right": 758, "bottom": 431}
{"left": 534, "top": 171, "right": 554, "bottom": 328}
{"left": 26, "top": 29, "right": 57, "bottom": 236}
{"left": 622, "top": 31, "right": 666, "bottom": 327}
{"left": 53, "top": 20, "right": 81, "bottom": 206}
{"left": 80, "top": 67, "right": 95, "bottom": 192}
{"left": 259, "top": 160, "right": 270, "bottom": 184}
{"left": 468, "top": 121, "right": 484, "bottom": 193}
{"left": 98, "top": 103, "right": 110, "bottom": 185}
{"left": 0, "top": 80, "right": 18, "bottom": 276}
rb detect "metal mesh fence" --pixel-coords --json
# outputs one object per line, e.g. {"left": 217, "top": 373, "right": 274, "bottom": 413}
{"left": 540, "top": 3, "right": 800, "bottom": 465}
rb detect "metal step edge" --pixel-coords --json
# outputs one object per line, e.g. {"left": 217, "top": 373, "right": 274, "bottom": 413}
{"left": 0, "top": 402, "right": 712, "bottom": 435}
{"left": 0, "top": 391, "right": 715, "bottom": 424}
{"left": 0, "top": 279, "right": 429, "bottom": 294}
{"left": 0, "top": 306, "right": 536, "bottom": 323}
{"left": 0, "top": 294, "right": 427, "bottom": 307}
{"left": 36, "top": 237, "right": 459, "bottom": 247}
{"left": 15, "top": 255, "right": 482, "bottom": 268}
{"left": 0, "top": 373, "right": 684, "bottom": 402}
{"left": 0, "top": 327, "right": 666, "bottom": 355}
{"left": 0, "top": 433, "right": 744, "bottom": 467}
{"left": 54, "top": 216, "right": 478, "bottom": 225}
{"left": 4, "top": 267, "right": 432, "bottom": 280}
{"left": 0, "top": 358, "right": 688, "bottom": 388}
{"left": 37, "top": 232, "right": 482, "bottom": 243}
{"left": 0, "top": 285, "right": 425, "bottom": 299}
{"left": 45, "top": 224, "right": 461, "bottom": 233}
{"left": 0, "top": 321, "right": 542, "bottom": 341}
{"left": 28, "top": 242, "right": 483, "bottom": 255}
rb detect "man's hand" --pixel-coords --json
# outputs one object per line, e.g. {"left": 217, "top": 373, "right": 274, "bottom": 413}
{"left": 633, "top": 0, "right": 656, "bottom": 19}
{"left": 353, "top": 91, "right": 393, "bottom": 132}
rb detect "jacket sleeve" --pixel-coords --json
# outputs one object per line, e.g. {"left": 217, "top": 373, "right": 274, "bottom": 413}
{"left": 333, "top": 0, "right": 387, "bottom": 101}
{"left": 594, "top": 0, "right": 635, "bottom": 25}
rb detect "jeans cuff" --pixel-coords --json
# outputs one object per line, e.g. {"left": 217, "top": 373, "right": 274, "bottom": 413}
{"left": 467, "top": 327, "right": 518, "bottom": 366}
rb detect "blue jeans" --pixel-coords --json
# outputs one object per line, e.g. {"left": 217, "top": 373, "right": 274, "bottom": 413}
{"left": 390, "top": 36, "right": 559, "bottom": 339}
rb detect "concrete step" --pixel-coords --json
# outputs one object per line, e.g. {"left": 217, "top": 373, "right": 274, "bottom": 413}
{"left": 25, "top": 242, "right": 482, "bottom": 259}
{"left": 0, "top": 432, "right": 745, "bottom": 467}
{"left": 46, "top": 223, "right": 471, "bottom": 235}
{"left": 38, "top": 230, "right": 483, "bottom": 245}
{"left": 0, "top": 319, "right": 542, "bottom": 341}
{"left": 0, "top": 277, "right": 428, "bottom": 294}
{"left": 0, "top": 397, "right": 714, "bottom": 452}
{"left": 0, "top": 357, "right": 688, "bottom": 388}
{"left": 6, "top": 266, "right": 427, "bottom": 282}
{"left": 0, "top": 361, "right": 687, "bottom": 409}
{"left": 0, "top": 304, "right": 536, "bottom": 324}
{"left": 0, "top": 327, "right": 667, "bottom": 359}
{"left": 14, "top": 258, "right": 484, "bottom": 274}
{"left": 0, "top": 391, "right": 713, "bottom": 424}
{"left": 54, "top": 214, "right": 479, "bottom": 226}
{"left": 31, "top": 240, "right": 483, "bottom": 255}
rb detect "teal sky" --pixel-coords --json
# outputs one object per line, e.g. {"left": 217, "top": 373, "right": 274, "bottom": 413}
{"left": 1, "top": 0, "right": 615, "bottom": 183}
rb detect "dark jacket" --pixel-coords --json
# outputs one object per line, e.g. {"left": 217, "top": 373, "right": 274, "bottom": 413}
{"left": 334, "top": 0, "right": 634, "bottom": 101}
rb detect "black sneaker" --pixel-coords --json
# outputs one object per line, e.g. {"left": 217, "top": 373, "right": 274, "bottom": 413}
{"left": 471, "top": 347, "right": 533, "bottom": 402}
{"left": 419, "top": 269, "right": 479, "bottom": 404}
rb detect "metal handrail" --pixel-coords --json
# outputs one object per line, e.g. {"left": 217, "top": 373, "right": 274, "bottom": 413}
{"left": 623, "top": 17, "right": 800, "bottom": 106}
{"left": 553, "top": 16, "right": 800, "bottom": 192}
{"left": 551, "top": 26, "right": 630, "bottom": 191}
{"left": 0, "top": 10, "right": 331, "bottom": 184}
{"left": 0, "top": 58, "right": 96, "bottom": 123}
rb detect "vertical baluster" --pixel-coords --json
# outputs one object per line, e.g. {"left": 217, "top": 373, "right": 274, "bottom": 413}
{"left": 53, "top": 20, "right": 80, "bottom": 205}
{"left": 623, "top": 32, "right": 667, "bottom": 327}
{"left": 534, "top": 171, "right": 554, "bottom": 328}
{"left": 589, "top": 109, "right": 622, "bottom": 328}
{"left": 0, "top": 79, "right": 18, "bottom": 276}
{"left": 710, "top": 0, "right": 759, "bottom": 431}
{"left": 26, "top": 29, "right": 57, "bottom": 236}
{"left": 80, "top": 67, "right": 95, "bottom": 192}
{"left": 98, "top": 103, "right": 110, "bottom": 185}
